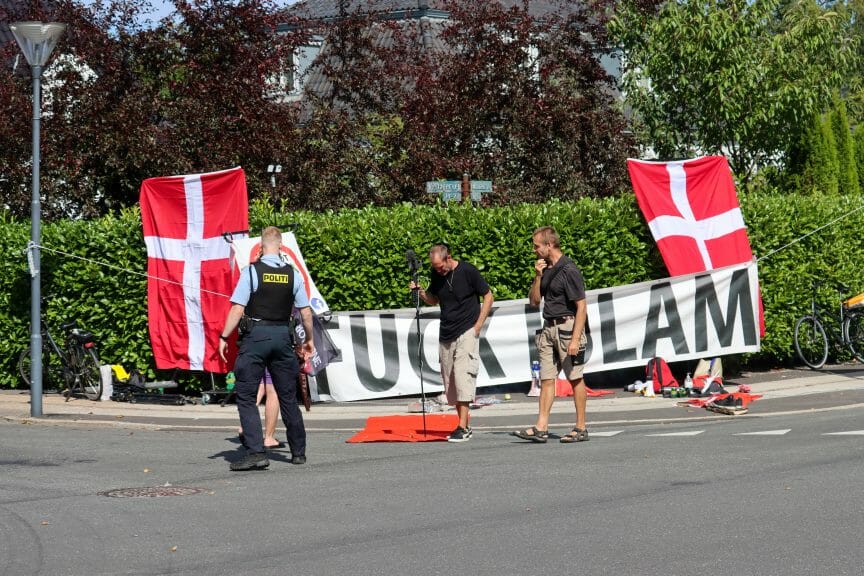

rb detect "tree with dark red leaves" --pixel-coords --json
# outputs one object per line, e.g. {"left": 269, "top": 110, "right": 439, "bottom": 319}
{"left": 1, "top": 0, "right": 306, "bottom": 218}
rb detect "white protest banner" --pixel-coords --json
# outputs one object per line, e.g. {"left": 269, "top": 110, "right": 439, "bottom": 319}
{"left": 230, "top": 232, "right": 329, "bottom": 315}
{"left": 315, "top": 261, "right": 760, "bottom": 401}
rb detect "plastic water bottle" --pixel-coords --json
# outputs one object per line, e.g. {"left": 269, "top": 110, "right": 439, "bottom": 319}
{"left": 225, "top": 371, "right": 236, "bottom": 391}
{"left": 528, "top": 360, "right": 541, "bottom": 397}
{"left": 684, "top": 372, "right": 693, "bottom": 393}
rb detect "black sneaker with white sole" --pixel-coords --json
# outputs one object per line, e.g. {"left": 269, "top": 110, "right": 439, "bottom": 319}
{"left": 230, "top": 452, "right": 269, "bottom": 471}
{"left": 447, "top": 426, "right": 473, "bottom": 443}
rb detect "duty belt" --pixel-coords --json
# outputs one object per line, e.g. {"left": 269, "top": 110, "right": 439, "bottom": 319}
{"left": 252, "top": 319, "right": 294, "bottom": 326}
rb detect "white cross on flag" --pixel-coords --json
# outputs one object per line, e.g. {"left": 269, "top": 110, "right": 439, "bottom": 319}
{"left": 627, "top": 155, "right": 764, "bottom": 333}
{"left": 627, "top": 156, "right": 754, "bottom": 274}
{"left": 140, "top": 167, "right": 248, "bottom": 372}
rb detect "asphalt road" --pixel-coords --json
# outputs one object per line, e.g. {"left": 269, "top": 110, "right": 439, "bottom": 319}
{"left": 2, "top": 404, "right": 864, "bottom": 576}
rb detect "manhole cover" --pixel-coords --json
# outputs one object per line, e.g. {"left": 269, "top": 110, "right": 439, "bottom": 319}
{"left": 99, "top": 486, "right": 208, "bottom": 498}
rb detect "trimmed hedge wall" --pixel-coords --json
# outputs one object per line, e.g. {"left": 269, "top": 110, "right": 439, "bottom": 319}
{"left": 2, "top": 192, "right": 863, "bottom": 389}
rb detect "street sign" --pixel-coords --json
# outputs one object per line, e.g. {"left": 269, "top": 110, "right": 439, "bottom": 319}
{"left": 469, "top": 180, "right": 493, "bottom": 201}
{"left": 426, "top": 179, "right": 493, "bottom": 202}
{"left": 470, "top": 180, "right": 492, "bottom": 193}
{"left": 426, "top": 181, "right": 461, "bottom": 194}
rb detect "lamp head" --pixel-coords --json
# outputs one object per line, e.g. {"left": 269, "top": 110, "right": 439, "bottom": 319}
{"left": 10, "top": 21, "right": 66, "bottom": 67}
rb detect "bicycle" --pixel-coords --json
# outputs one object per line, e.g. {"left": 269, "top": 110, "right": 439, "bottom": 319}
{"left": 793, "top": 282, "right": 864, "bottom": 369}
{"left": 19, "top": 319, "right": 103, "bottom": 401}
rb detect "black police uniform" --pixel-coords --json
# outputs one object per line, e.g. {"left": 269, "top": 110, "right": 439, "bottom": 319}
{"left": 234, "top": 260, "right": 306, "bottom": 457}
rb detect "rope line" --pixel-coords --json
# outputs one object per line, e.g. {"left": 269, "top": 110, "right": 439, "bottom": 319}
{"left": 755, "top": 202, "right": 864, "bottom": 263}
{"left": 33, "top": 244, "right": 232, "bottom": 299}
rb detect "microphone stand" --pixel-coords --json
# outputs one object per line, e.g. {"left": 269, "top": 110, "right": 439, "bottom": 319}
{"left": 410, "top": 264, "right": 428, "bottom": 438}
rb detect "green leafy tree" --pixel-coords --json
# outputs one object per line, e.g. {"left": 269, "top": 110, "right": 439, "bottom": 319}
{"left": 806, "top": 113, "right": 840, "bottom": 194}
{"left": 786, "top": 112, "right": 839, "bottom": 194}
{"left": 817, "top": 113, "right": 841, "bottom": 195}
{"left": 843, "top": 0, "right": 864, "bottom": 120}
{"left": 831, "top": 97, "right": 860, "bottom": 195}
{"left": 855, "top": 125, "right": 864, "bottom": 191}
{"left": 610, "top": 0, "right": 861, "bottom": 184}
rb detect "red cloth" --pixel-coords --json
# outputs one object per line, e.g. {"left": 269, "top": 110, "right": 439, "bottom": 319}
{"left": 555, "top": 379, "right": 616, "bottom": 398}
{"left": 627, "top": 156, "right": 764, "bottom": 334}
{"left": 346, "top": 414, "right": 459, "bottom": 443}
{"left": 140, "top": 167, "right": 248, "bottom": 372}
{"left": 684, "top": 392, "right": 762, "bottom": 409}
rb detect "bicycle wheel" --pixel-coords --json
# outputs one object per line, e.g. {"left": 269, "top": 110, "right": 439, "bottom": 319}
{"left": 843, "top": 312, "right": 864, "bottom": 363}
{"left": 18, "top": 346, "right": 67, "bottom": 392}
{"left": 794, "top": 316, "right": 829, "bottom": 369}
{"left": 76, "top": 347, "right": 103, "bottom": 401}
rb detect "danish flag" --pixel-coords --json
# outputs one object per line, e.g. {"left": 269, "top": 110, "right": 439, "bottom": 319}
{"left": 627, "top": 155, "right": 763, "bottom": 333}
{"left": 140, "top": 167, "right": 248, "bottom": 372}
{"left": 627, "top": 156, "right": 753, "bottom": 274}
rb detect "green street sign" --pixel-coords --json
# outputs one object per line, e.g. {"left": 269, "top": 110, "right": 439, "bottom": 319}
{"left": 426, "top": 181, "right": 461, "bottom": 194}
{"left": 470, "top": 180, "right": 493, "bottom": 193}
{"left": 426, "top": 179, "right": 493, "bottom": 202}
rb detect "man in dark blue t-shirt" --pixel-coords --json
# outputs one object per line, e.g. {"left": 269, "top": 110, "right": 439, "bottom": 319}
{"left": 410, "top": 243, "right": 493, "bottom": 442}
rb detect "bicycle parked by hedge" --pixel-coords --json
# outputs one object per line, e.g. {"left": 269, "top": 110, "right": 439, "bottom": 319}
{"left": 19, "top": 317, "right": 103, "bottom": 401}
{"left": 793, "top": 282, "right": 864, "bottom": 369}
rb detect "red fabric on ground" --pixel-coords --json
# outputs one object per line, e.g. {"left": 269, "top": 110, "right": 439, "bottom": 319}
{"left": 555, "top": 379, "right": 616, "bottom": 398}
{"left": 346, "top": 414, "right": 459, "bottom": 443}
{"left": 684, "top": 392, "right": 763, "bottom": 409}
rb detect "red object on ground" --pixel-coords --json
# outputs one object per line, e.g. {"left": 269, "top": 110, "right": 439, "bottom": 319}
{"left": 684, "top": 392, "right": 762, "bottom": 409}
{"left": 726, "top": 392, "right": 762, "bottom": 408}
{"left": 555, "top": 379, "right": 616, "bottom": 398}
{"left": 346, "top": 414, "right": 459, "bottom": 443}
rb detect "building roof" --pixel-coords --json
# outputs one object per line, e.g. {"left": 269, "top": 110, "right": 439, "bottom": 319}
{"left": 287, "top": 0, "right": 569, "bottom": 21}
{"left": 281, "top": 0, "right": 599, "bottom": 119}
{"left": 299, "top": 16, "right": 449, "bottom": 103}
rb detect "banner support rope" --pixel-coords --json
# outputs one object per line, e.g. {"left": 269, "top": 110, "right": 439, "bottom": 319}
{"left": 30, "top": 243, "right": 232, "bottom": 299}
{"left": 756, "top": 202, "right": 864, "bottom": 263}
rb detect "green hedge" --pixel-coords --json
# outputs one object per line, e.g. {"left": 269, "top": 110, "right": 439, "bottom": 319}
{"left": 2, "top": 192, "right": 864, "bottom": 389}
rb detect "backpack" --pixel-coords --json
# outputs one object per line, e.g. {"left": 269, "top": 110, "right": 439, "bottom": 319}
{"left": 646, "top": 357, "right": 678, "bottom": 393}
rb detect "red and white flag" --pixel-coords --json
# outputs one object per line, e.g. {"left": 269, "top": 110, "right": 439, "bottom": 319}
{"left": 627, "top": 156, "right": 753, "bottom": 274}
{"left": 627, "top": 155, "right": 763, "bottom": 333}
{"left": 140, "top": 167, "right": 248, "bottom": 372}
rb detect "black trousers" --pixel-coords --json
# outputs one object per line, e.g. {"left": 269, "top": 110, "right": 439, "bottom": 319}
{"left": 233, "top": 325, "right": 305, "bottom": 455}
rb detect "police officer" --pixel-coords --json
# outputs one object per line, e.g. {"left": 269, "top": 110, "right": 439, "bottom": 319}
{"left": 219, "top": 226, "right": 315, "bottom": 471}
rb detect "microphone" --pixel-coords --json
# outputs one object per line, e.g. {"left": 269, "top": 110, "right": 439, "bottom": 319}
{"left": 406, "top": 249, "right": 419, "bottom": 272}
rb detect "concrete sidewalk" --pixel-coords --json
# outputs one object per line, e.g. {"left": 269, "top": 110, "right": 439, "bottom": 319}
{"left": 3, "top": 364, "right": 864, "bottom": 432}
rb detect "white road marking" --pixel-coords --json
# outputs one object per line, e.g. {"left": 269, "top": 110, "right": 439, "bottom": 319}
{"left": 589, "top": 430, "right": 624, "bottom": 437}
{"left": 646, "top": 431, "right": 705, "bottom": 437}
{"left": 734, "top": 429, "right": 791, "bottom": 436}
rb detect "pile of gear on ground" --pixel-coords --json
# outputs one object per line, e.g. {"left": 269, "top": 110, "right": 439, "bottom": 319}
{"left": 626, "top": 357, "right": 761, "bottom": 415}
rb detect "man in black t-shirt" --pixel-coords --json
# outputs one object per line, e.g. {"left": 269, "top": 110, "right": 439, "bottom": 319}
{"left": 513, "top": 226, "right": 590, "bottom": 444}
{"left": 410, "top": 244, "right": 493, "bottom": 442}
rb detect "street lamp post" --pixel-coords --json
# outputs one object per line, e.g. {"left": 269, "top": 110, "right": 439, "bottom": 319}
{"left": 11, "top": 21, "right": 66, "bottom": 417}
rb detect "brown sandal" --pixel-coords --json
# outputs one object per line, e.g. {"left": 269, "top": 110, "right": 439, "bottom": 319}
{"left": 560, "top": 427, "right": 589, "bottom": 443}
{"left": 511, "top": 426, "right": 549, "bottom": 443}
